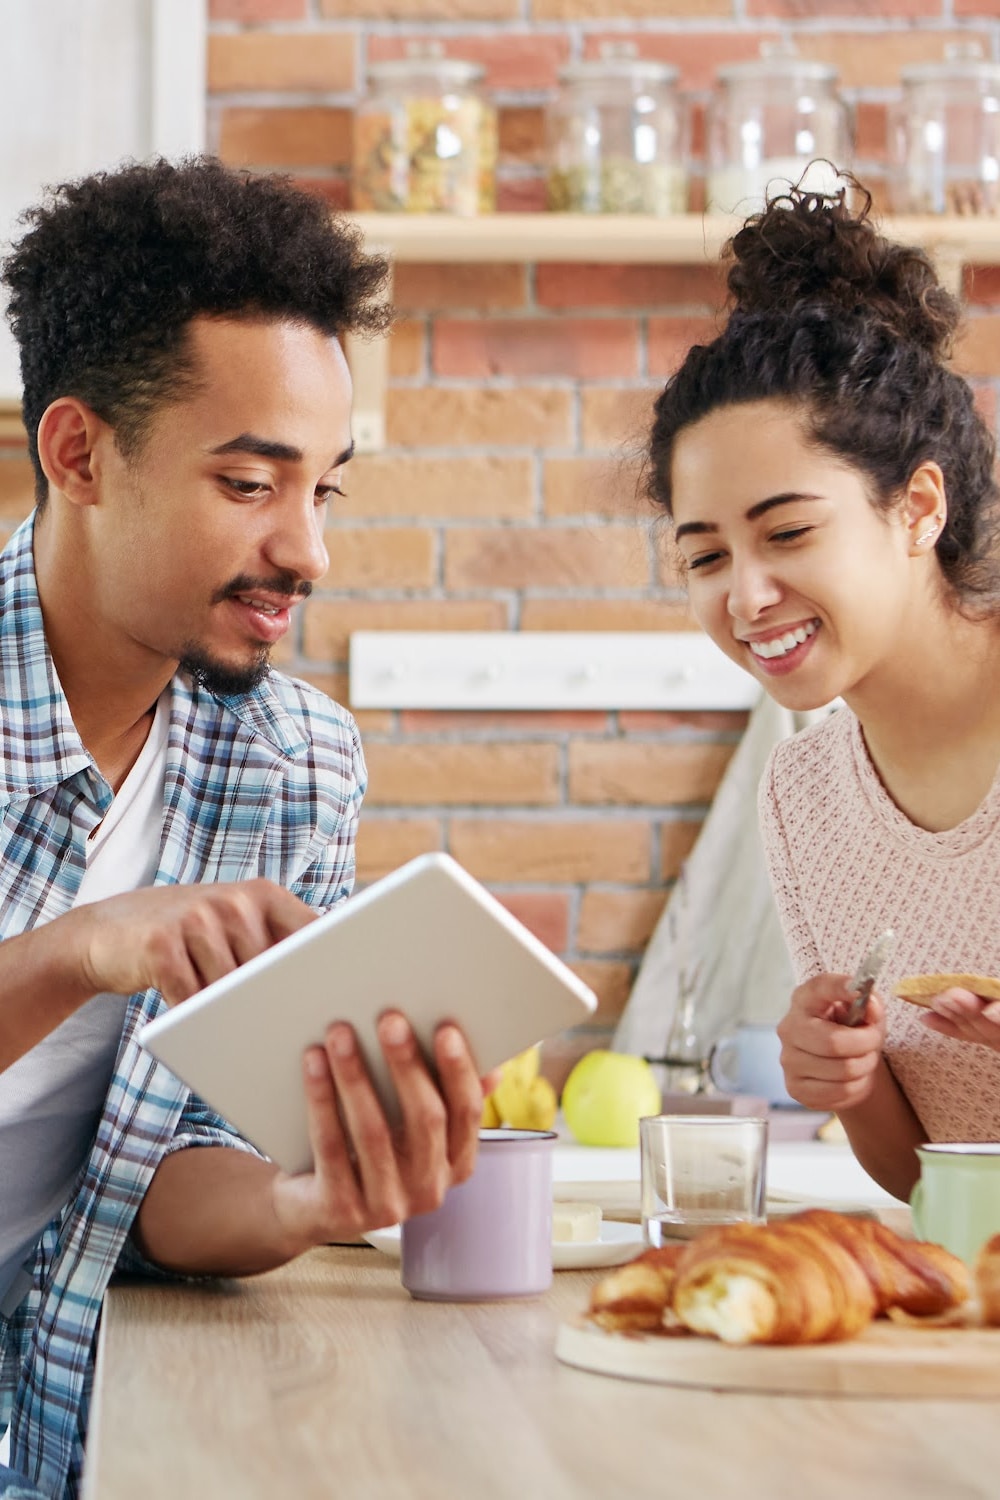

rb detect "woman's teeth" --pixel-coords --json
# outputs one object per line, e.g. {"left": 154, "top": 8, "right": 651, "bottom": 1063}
{"left": 749, "top": 621, "right": 817, "bottom": 660}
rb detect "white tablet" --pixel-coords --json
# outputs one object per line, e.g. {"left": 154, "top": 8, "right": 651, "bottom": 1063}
{"left": 139, "top": 852, "right": 597, "bottom": 1174}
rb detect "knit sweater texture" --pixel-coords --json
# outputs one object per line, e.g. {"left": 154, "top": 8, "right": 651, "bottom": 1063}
{"left": 759, "top": 705, "right": 1000, "bottom": 1141}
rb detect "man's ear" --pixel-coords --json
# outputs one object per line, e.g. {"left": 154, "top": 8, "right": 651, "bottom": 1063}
{"left": 35, "top": 397, "right": 110, "bottom": 508}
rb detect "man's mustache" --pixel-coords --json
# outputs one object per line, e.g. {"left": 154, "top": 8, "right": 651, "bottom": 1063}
{"left": 213, "top": 574, "right": 313, "bottom": 604}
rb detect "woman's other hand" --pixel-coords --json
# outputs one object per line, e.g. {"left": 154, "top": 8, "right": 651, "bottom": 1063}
{"left": 918, "top": 988, "right": 1000, "bottom": 1052}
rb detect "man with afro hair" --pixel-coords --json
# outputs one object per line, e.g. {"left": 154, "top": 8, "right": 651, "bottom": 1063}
{"left": 0, "top": 157, "right": 485, "bottom": 1500}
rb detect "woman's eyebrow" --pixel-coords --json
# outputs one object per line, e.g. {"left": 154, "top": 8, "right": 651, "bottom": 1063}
{"left": 674, "top": 492, "right": 823, "bottom": 542}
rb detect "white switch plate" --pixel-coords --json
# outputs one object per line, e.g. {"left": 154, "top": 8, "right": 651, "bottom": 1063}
{"left": 348, "top": 632, "right": 758, "bottom": 711}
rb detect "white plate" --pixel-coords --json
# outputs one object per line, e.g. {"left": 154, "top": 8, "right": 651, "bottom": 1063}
{"left": 363, "top": 1219, "right": 644, "bottom": 1271}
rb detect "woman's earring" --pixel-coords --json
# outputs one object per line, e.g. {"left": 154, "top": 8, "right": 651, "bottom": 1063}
{"left": 916, "top": 523, "right": 939, "bottom": 546}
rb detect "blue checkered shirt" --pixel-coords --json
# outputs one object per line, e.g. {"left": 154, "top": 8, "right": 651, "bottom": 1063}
{"left": 0, "top": 515, "right": 366, "bottom": 1498}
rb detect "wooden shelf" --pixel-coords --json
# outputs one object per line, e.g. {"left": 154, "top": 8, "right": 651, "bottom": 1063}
{"left": 346, "top": 211, "right": 1000, "bottom": 274}
{"left": 344, "top": 212, "right": 994, "bottom": 451}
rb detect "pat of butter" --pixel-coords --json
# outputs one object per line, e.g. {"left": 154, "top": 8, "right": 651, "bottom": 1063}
{"left": 552, "top": 1201, "right": 602, "bottom": 1243}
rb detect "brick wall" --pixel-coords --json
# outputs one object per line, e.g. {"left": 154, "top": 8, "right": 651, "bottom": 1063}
{"left": 5, "top": 0, "right": 1000, "bottom": 1080}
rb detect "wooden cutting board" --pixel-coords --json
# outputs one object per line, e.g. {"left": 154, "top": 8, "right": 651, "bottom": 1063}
{"left": 555, "top": 1315, "right": 1000, "bottom": 1397}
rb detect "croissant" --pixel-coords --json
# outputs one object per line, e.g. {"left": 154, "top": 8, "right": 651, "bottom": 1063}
{"left": 671, "top": 1220, "right": 878, "bottom": 1345}
{"left": 974, "top": 1233, "right": 1000, "bottom": 1325}
{"left": 788, "top": 1209, "right": 971, "bottom": 1317}
{"left": 588, "top": 1244, "right": 684, "bottom": 1333}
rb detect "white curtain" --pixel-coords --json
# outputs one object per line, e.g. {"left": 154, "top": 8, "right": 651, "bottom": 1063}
{"left": 0, "top": 0, "right": 205, "bottom": 400}
{"left": 613, "top": 691, "right": 834, "bottom": 1067}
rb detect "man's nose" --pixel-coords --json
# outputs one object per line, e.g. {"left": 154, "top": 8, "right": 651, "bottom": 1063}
{"left": 266, "top": 497, "right": 329, "bottom": 585}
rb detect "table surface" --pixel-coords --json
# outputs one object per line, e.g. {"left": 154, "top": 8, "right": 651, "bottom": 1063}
{"left": 85, "top": 1237, "right": 997, "bottom": 1500}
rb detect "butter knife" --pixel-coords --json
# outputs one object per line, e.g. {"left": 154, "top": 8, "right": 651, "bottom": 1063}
{"left": 842, "top": 929, "right": 895, "bottom": 1027}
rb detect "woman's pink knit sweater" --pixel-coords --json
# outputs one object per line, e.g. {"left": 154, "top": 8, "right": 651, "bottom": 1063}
{"left": 759, "top": 706, "right": 1000, "bottom": 1141}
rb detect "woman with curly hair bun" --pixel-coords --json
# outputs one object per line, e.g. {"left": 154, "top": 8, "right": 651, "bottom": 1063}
{"left": 647, "top": 181, "right": 1000, "bottom": 1202}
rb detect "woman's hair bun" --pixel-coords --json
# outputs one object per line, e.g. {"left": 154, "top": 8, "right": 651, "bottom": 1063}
{"left": 725, "top": 173, "right": 959, "bottom": 359}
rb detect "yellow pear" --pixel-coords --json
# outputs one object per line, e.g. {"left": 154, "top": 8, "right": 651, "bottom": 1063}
{"left": 521, "top": 1074, "right": 557, "bottom": 1131}
{"left": 481, "top": 1092, "right": 502, "bottom": 1128}
{"left": 491, "top": 1045, "right": 541, "bottom": 1125}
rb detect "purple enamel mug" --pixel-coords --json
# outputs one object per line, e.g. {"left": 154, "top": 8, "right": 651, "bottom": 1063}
{"left": 401, "top": 1128, "right": 556, "bottom": 1301}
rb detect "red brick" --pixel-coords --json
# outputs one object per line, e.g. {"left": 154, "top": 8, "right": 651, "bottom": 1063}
{"left": 368, "top": 33, "right": 570, "bottom": 91}
{"left": 955, "top": 0, "right": 1000, "bottom": 11}
{"left": 520, "top": 599, "right": 692, "bottom": 631}
{"left": 583, "top": 31, "right": 765, "bottom": 92}
{"left": 0, "top": 458, "right": 37, "bottom": 520}
{"left": 965, "top": 267, "right": 1000, "bottom": 306}
{"left": 399, "top": 709, "right": 610, "bottom": 733}
{"left": 444, "top": 526, "right": 649, "bottom": 590}
{"left": 796, "top": 30, "right": 992, "bottom": 90}
{"left": 342, "top": 455, "right": 535, "bottom": 520}
{"left": 540, "top": 0, "right": 728, "bottom": 17}
{"left": 747, "top": 0, "right": 937, "bottom": 14}
{"left": 661, "top": 819, "right": 703, "bottom": 880}
{"left": 363, "top": 742, "right": 560, "bottom": 805}
{"left": 211, "top": 0, "right": 305, "bottom": 19}
{"left": 953, "top": 315, "right": 1000, "bottom": 378}
{"left": 322, "top": 0, "right": 517, "bottom": 16}
{"left": 647, "top": 316, "right": 721, "bottom": 378}
{"left": 496, "top": 179, "right": 547, "bottom": 213}
{"left": 394, "top": 263, "right": 527, "bottom": 313}
{"left": 324, "top": 527, "right": 434, "bottom": 589}
{"left": 387, "top": 387, "right": 572, "bottom": 447}
{"left": 355, "top": 818, "right": 441, "bottom": 884}
{"left": 433, "top": 317, "right": 639, "bottom": 379}
{"left": 494, "top": 891, "right": 570, "bottom": 953}
{"left": 448, "top": 819, "right": 651, "bottom": 882}
{"left": 535, "top": 264, "right": 726, "bottom": 311}
{"left": 853, "top": 102, "right": 889, "bottom": 164}
{"left": 218, "top": 107, "right": 351, "bottom": 167}
{"left": 569, "top": 742, "right": 736, "bottom": 806}
{"left": 577, "top": 889, "right": 668, "bottom": 954}
{"left": 568, "top": 960, "right": 634, "bottom": 1023}
{"left": 499, "top": 107, "right": 545, "bottom": 167}
{"left": 580, "top": 386, "right": 661, "bottom": 449}
{"left": 543, "top": 456, "right": 645, "bottom": 519}
{"left": 618, "top": 710, "right": 750, "bottom": 735}
{"left": 208, "top": 32, "right": 356, "bottom": 93}
{"left": 388, "top": 319, "right": 425, "bottom": 378}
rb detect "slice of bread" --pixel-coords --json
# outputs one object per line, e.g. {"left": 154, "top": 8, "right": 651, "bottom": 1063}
{"left": 894, "top": 973, "right": 1000, "bottom": 1005}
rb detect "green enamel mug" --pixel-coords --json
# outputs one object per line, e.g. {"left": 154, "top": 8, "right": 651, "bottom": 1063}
{"left": 910, "top": 1143, "right": 1000, "bottom": 1265}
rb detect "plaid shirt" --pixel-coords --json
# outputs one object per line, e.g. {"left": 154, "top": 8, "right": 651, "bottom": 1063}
{"left": 0, "top": 515, "right": 366, "bottom": 1498}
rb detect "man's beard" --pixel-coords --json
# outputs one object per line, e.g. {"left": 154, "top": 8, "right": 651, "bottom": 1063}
{"left": 179, "top": 570, "right": 311, "bottom": 696}
{"left": 179, "top": 643, "right": 271, "bottom": 697}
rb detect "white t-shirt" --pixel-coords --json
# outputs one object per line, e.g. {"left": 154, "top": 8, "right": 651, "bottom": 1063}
{"left": 0, "top": 691, "right": 171, "bottom": 1311}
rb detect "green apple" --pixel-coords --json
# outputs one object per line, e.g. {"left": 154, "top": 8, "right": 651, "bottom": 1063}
{"left": 561, "top": 1050, "right": 661, "bottom": 1148}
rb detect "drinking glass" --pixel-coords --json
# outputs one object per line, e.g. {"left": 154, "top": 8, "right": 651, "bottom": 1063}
{"left": 640, "top": 1114, "right": 767, "bottom": 1246}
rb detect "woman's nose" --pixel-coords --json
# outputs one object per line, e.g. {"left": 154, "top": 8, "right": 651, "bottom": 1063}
{"left": 726, "top": 555, "right": 782, "bottom": 622}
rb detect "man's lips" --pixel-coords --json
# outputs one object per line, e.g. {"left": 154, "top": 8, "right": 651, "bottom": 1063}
{"left": 225, "top": 593, "right": 299, "bottom": 644}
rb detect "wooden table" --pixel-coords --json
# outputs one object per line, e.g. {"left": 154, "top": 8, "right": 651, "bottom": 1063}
{"left": 83, "top": 1245, "right": 997, "bottom": 1500}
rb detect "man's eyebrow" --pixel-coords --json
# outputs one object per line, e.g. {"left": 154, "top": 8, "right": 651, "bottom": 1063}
{"left": 208, "top": 434, "right": 356, "bottom": 468}
{"left": 674, "top": 492, "right": 823, "bottom": 542}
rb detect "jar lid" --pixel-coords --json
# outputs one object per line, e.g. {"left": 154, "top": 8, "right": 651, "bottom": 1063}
{"left": 716, "top": 57, "right": 838, "bottom": 84}
{"left": 367, "top": 56, "right": 485, "bottom": 86}
{"left": 558, "top": 58, "right": 678, "bottom": 85}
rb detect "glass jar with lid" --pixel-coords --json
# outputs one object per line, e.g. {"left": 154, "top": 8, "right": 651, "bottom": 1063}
{"left": 546, "top": 43, "right": 687, "bottom": 215}
{"left": 352, "top": 43, "right": 497, "bottom": 214}
{"left": 889, "top": 44, "right": 1000, "bottom": 215}
{"left": 706, "top": 43, "right": 852, "bottom": 215}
